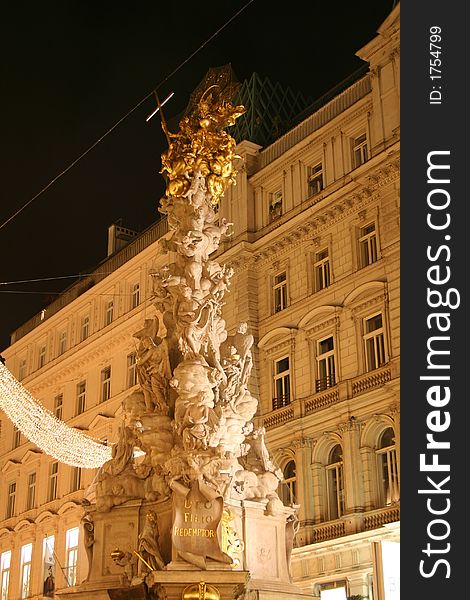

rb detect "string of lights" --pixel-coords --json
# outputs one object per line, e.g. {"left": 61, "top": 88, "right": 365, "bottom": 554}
{"left": 0, "top": 361, "right": 112, "bottom": 468}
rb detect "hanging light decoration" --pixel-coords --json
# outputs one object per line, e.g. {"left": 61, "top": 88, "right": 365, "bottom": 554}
{"left": 0, "top": 361, "right": 112, "bottom": 468}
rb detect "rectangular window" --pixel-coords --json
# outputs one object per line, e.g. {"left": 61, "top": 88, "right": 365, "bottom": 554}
{"left": 6, "top": 482, "right": 16, "bottom": 518}
{"left": 48, "top": 462, "right": 58, "bottom": 501}
{"left": 70, "top": 466, "right": 82, "bottom": 493}
{"left": 316, "top": 336, "right": 336, "bottom": 392}
{"left": 59, "top": 331, "right": 67, "bottom": 355}
{"left": 105, "top": 300, "right": 114, "bottom": 326}
{"left": 13, "top": 426, "right": 21, "bottom": 449}
{"left": 42, "top": 536, "right": 55, "bottom": 598}
{"left": 308, "top": 162, "right": 324, "bottom": 196}
{"left": 54, "top": 394, "right": 63, "bottom": 420}
{"left": 65, "top": 527, "right": 79, "bottom": 586}
{"left": 314, "top": 248, "right": 331, "bottom": 291}
{"left": 27, "top": 472, "right": 36, "bottom": 510}
{"left": 364, "top": 313, "right": 386, "bottom": 371}
{"left": 378, "top": 446, "right": 399, "bottom": 506}
{"left": 269, "top": 190, "right": 283, "bottom": 222}
{"left": 131, "top": 283, "right": 140, "bottom": 309}
{"left": 18, "top": 358, "right": 27, "bottom": 381}
{"left": 326, "top": 461, "right": 345, "bottom": 520}
{"left": 0, "top": 550, "right": 11, "bottom": 600}
{"left": 127, "top": 353, "right": 137, "bottom": 388}
{"left": 273, "top": 356, "right": 290, "bottom": 410}
{"left": 359, "top": 222, "right": 378, "bottom": 267}
{"left": 101, "top": 366, "right": 111, "bottom": 402}
{"left": 273, "top": 271, "right": 287, "bottom": 313}
{"left": 76, "top": 381, "right": 86, "bottom": 415}
{"left": 20, "top": 543, "right": 32, "bottom": 599}
{"left": 38, "top": 345, "right": 46, "bottom": 369}
{"left": 352, "top": 133, "right": 368, "bottom": 168}
{"left": 80, "top": 316, "right": 90, "bottom": 342}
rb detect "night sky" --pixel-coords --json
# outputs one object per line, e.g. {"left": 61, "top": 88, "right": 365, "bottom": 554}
{"left": 0, "top": 0, "right": 394, "bottom": 352}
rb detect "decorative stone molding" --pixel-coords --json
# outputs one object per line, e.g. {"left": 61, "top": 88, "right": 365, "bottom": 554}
{"left": 337, "top": 418, "right": 362, "bottom": 434}
{"left": 304, "top": 316, "right": 339, "bottom": 338}
{"left": 291, "top": 437, "right": 315, "bottom": 450}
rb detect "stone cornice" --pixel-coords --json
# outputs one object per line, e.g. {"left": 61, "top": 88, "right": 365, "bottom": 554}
{"left": 29, "top": 325, "right": 138, "bottom": 394}
{"left": 291, "top": 436, "right": 316, "bottom": 450}
{"left": 251, "top": 98, "right": 373, "bottom": 186}
{"left": 304, "top": 316, "right": 339, "bottom": 338}
{"left": 350, "top": 292, "right": 387, "bottom": 317}
{"left": 229, "top": 158, "right": 399, "bottom": 272}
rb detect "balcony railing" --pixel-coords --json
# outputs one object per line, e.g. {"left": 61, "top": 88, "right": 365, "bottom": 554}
{"left": 262, "top": 362, "right": 397, "bottom": 431}
{"left": 272, "top": 394, "right": 291, "bottom": 411}
{"left": 300, "top": 504, "right": 400, "bottom": 546}
{"left": 363, "top": 505, "right": 400, "bottom": 530}
{"left": 315, "top": 374, "right": 336, "bottom": 393}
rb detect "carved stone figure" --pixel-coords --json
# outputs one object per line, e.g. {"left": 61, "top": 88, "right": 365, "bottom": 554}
{"left": 111, "top": 548, "right": 137, "bottom": 585}
{"left": 285, "top": 512, "right": 300, "bottom": 581}
{"left": 81, "top": 513, "right": 94, "bottom": 582}
{"left": 138, "top": 511, "right": 166, "bottom": 574}
{"left": 135, "top": 335, "right": 171, "bottom": 413}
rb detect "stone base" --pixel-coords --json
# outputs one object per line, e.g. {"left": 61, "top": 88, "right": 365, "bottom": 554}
{"left": 243, "top": 580, "right": 312, "bottom": 600}
{"left": 166, "top": 559, "right": 233, "bottom": 571}
{"left": 55, "top": 575, "right": 312, "bottom": 600}
{"left": 54, "top": 576, "right": 123, "bottom": 600}
{"left": 148, "top": 569, "right": 248, "bottom": 600}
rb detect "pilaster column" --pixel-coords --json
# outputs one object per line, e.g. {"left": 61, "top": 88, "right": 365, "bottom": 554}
{"left": 291, "top": 438, "right": 315, "bottom": 523}
{"left": 338, "top": 418, "right": 364, "bottom": 513}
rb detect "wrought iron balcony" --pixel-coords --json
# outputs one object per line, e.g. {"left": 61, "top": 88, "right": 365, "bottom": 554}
{"left": 272, "top": 394, "right": 291, "bottom": 411}
{"left": 315, "top": 374, "right": 336, "bottom": 393}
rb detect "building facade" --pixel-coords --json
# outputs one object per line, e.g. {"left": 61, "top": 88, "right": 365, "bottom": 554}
{"left": 0, "top": 5, "right": 399, "bottom": 600}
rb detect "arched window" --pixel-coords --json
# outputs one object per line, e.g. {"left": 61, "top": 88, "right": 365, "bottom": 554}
{"left": 326, "top": 445, "right": 344, "bottom": 520}
{"left": 376, "top": 427, "right": 399, "bottom": 506}
{"left": 280, "top": 460, "right": 297, "bottom": 505}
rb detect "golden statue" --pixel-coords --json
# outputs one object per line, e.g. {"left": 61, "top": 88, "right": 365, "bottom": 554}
{"left": 159, "top": 85, "right": 245, "bottom": 207}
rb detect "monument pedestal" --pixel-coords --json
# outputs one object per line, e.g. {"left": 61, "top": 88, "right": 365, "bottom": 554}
{"left": 148, "top": 569, "right": 248, "bottom": 600}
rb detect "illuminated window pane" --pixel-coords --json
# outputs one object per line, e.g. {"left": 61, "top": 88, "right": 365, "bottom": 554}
{"left": 66, "top": 527, "right": 79, "bottom": 586}
{"left": 20, "top": 543, "right": 32, "bottom": 599}
{"left": 0, "top": 550, "right": 11, "bottom": 600}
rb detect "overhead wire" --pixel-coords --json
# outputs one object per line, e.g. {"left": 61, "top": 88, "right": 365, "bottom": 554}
{"left": 0, "top": 0, "right": 255, "bottom": 233}
{"left": 0, "top": 273, "right": 112, "bottom": 286}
